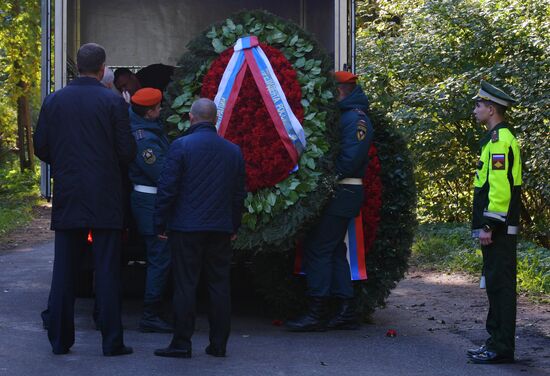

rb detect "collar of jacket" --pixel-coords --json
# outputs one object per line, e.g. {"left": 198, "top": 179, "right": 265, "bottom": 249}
{"left": 337, "top": 85, "right": 370, "bottom": 113}
{"left": 184, "top": 121, "right": 217, "bottom": 136}
{"left": 69, "top": 76, "right": 103, "bottom": 86}
{"left": 479, "top": 121, "right": 508, "bottom": 148}
{"left": 129, "top": 108, "right": 163, "bottom": 133}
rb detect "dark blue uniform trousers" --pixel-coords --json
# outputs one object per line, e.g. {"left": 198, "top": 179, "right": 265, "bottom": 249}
{"left": 143, "top": 235, "right": 171, "bottom": 304}
{"left": 47, "top": 229, "right": 124, "bottom": 354}
{"left": 304, "top": 213, "right": 354, "bottom": 298}
{"left": 169, "top": 231, "right": 232, "bottom": 351}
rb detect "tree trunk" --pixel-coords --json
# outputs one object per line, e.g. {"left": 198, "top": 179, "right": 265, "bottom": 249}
{"left": 16, "top": 80, "right": 33, "bottom": 171}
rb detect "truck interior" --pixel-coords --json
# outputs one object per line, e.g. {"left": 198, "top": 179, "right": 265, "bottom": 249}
{"left": 60, "top": 0, "right": 351, "bottom": 79}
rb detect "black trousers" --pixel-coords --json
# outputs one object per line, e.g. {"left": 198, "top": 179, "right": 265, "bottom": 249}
{"left": 47, "top": 229, "right": 124, "bottom": 354}
{"left": 169, "top": 231, "right": 232, "bottom": 351}
{"left": 482, "top": 229, "right": 517, "bottom": 356}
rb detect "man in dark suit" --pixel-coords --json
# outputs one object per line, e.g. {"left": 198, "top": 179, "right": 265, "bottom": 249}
{"left": 34, "top": 43, "right": 136, "bottom": 356}
{"left": 153, "top": 98, "right": 246, "bottom": 359}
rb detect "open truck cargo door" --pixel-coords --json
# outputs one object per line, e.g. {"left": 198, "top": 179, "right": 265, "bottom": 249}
{"left": 41, "top": 0, "right": 357, "bottom": 199}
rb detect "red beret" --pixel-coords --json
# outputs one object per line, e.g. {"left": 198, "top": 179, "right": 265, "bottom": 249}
{"left": 334, "top": 71, "right": 358, "bottom": 84}
{"left": 131, "top": 88, "right": 162, "bottom": 106}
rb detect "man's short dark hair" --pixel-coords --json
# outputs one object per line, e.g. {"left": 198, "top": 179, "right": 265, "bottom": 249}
{"left": 77, "top": 43, "right": 106, "bottom": 74}
{"left": 131, "top": 103, "right": 156, "bottom": 117}
{"left": 114, "top": 68, "right": 134, "bottom": 85}
{"left": 478, "top": 99, "right": 508, "bottom": 116}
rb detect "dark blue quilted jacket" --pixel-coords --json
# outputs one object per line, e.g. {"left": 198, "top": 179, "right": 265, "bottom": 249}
{"left": 154, "top": 122, "right": 246, "bottom": 234}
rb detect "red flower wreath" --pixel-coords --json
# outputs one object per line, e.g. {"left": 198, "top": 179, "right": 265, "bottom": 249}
{"left": 201, "top": 43, "right": 304, "bottom": 192}
{"left": 362, "top": 145, "right": 382, "bottom": 254}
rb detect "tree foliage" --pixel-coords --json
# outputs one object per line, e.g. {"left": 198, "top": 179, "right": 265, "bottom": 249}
{"left": 0, "top": 0, "right": 41, "bottom": 169}
{"left": 357, "top": 0, "right": 549, "bottom": 246}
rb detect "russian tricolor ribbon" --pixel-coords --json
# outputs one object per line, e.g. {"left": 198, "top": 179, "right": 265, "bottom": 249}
{"left": 293, "top": 212, "right": 368, "bottom": 281}
{"left": 213, "top": 36, "right": 306, "bottom": 164}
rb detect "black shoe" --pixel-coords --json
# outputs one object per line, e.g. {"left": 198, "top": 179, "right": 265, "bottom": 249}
{"left": 154, "top": 347, "right": 192, "bottom": 358}
{"left": 205, "top": 344, "right": 226, "bottom": 357}
{"left": 286, "top": 297, "right": 328, "bottom": 332}
{"left": 139, "top": 316, "right": 174, "bottom": 333}
{"left": 470, "top": 350, "right": 514, "bottom": 364}
{"left": 327, "top": 298, "right": 360, "bottom": 330}
{"left": 467, "top": 344, "right": 487, "bottom": 357}
{"left": 103, "top": 346, "right": 133, "bottom": 357}
{"left": 52, "top": 348, "right": 70, "bottom": 355}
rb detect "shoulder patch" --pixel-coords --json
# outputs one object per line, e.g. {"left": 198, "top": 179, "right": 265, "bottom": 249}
{"left": 356, "top": 119, "right": 368, "bottom": 141}
{"left": 142, "top": 148, "right": 156, "bottom": 165}
{"left": 491, "top": 129, "right": 499, "bottom": 143}
{"left": 352, "top": 108, "right": 366, "bottom": 117}
{"left": 492, "top": 154, "right": 505, "bottom": 170}
{"left": 134, "top": 129, "right": 145, "bottom": 141}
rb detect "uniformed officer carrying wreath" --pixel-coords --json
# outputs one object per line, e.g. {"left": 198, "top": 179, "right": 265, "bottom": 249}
{"left": 128, "top": 88, "right": 173, "bottom": 333}
{"left": 286, "top": 71, "right": 374, "bottom": 332}
{"left": 467, "top": 80, "right": 522, "bottom": 364}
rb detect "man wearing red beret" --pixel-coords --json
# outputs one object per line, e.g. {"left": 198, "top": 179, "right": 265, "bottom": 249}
{"left": 287, "top": 71, "right": 373, "bottom": 331}
{"left": 127, "top": 88, "right": 173, "bottom": 333}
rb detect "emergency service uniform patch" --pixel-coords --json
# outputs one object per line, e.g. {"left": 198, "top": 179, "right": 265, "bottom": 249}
{"left": 492, "top": 154, "right": 505, "bottom": 170}
{"left": 142, "top": 149, "right": 156, "bottom": 164}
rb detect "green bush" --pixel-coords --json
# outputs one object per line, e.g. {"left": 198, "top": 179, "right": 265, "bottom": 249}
{"left": 0, "top": 160, "right": 40, "bottom": 237}
{"left": 357, "top": 0, "right": 549, "bottom": 246}
{"left": 412, "top": 223, "right": 549, "bottom": 299}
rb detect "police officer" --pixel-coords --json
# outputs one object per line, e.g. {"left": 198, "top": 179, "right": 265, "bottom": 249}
{"left": 286, "top": 71, "right": 374, "bottom": 332}
{"left": 467, "top": 80, "right": 521, "bottom": 364}
{"left": 128, "top": 88, "right": 173, "bottom": 333}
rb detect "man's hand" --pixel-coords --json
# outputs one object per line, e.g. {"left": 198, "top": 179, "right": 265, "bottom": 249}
{"left": 158, "top": 232, "right": 168, "bottom": 240}
{"left": 122, "top": 91, "right": 131, "bottom": 104}
{"left": 230, "top": 234, "right": 237, "bottom": 241}
{"left": 479, "top": 229, "right": 493, "bottom": 246}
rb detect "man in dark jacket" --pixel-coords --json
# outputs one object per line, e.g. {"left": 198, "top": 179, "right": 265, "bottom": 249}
{"left": 127, "top": 88, "right": 172, "bottom": 333}
{"left": 153, "top": 98, "right": 246, "bottom": 359}
{"left": 33, "top": 43, "right": 136, "bottom": 356}
{"left": 286, "top": 71, "right": 374, "bottom": 332}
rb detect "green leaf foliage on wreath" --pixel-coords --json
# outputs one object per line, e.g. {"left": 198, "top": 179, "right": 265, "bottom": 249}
{"left": 163, "top": 10, "right": 340, "bottom": 252}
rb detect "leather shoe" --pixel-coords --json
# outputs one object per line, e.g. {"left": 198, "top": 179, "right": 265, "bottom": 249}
{"left": 154, "top": 347, "right": 192, "bottom": 358}
{"left": 139, "top": 316, "right": 174, "bottom": 333}
{"left": 103, "top": 346, "right": 133, "bottom": 357}
{"left": 52, "top": 348, "right": 70, "bottom": 355}
{"left": 466, "top": 344, "right": 486, "bottom": 357}
{"left": 470, "top": 350, "right": 514, "bottom": 364}
{"left": 205, "top": 344, "right": 226, "bottom": 357}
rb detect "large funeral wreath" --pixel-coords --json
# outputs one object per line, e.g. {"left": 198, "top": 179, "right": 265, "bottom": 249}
{"left": 164, "top": 11, "right": 416, "bottom": 317}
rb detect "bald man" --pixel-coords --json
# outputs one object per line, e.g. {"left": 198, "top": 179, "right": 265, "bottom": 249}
{"left": 153, "top": 98, "right": 246, "bottom": 358}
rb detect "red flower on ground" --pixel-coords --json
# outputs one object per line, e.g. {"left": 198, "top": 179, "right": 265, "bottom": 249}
{"left": 201, "top": 43, "right": 304, "bottom": 192}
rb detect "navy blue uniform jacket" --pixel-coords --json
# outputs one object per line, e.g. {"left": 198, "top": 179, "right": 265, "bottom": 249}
{"left": 34, "top": 77, "right": 136, "bottom": 230}
{"left": 128, "top": 108, "right": 170, "bottom": 235}
{"left": 325, "top": 85, "right": 374, "bottom": 218}
{"left": 154, "top": 122, "right": 246, "bottom": 234}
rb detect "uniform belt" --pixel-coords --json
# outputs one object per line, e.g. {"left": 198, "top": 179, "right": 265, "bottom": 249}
{"left": 134, "top": 185, "right": 157, "bottom": 194}
{"left": 338, "top": 178, "right": 363, "bottom": 185}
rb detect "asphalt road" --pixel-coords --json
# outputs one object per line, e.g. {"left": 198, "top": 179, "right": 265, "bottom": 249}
{"left": 0, "top": 241, "right": 547, "bottom": 376}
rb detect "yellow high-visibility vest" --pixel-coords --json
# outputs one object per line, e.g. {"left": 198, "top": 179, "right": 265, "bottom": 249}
{"left": 472, "top": 122, "right": 522, "bottom": 236}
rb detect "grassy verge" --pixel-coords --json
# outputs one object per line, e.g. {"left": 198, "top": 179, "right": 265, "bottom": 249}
{"left": 0, "top": 162, "right": 40, "bottom": 240}
{"left": 412, "top": 223, "right": 549, "bottom": 302}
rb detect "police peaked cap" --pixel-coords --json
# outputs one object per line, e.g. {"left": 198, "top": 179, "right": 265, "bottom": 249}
{"left": 473, "top": 80, "right": 517, "bottom": 107}
{"left": 131, "top": 88, "right": 162, "bottom": 107}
